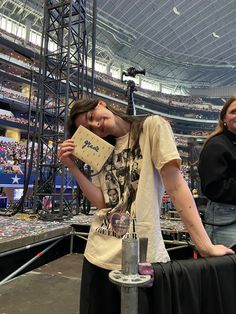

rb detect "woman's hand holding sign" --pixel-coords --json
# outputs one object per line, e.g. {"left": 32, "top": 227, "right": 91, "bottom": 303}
{"left": 58, "top": 139, "right": 77, "bottom": 169}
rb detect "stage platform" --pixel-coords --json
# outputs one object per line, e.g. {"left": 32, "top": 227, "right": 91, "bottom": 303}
{"left": 0, "top": 210, "right": 190, "bottom": 283}
{"left": 0, "top": 212, "right": 93, "bottom": 254}
{"left": 0, "top": 212, "right": 187, "bottom": 254}
{"left": 1, "top": 211, "right": 235, "bottom": 314}
{"left": 0, "top": 212, "right": 93, "bottom": 283}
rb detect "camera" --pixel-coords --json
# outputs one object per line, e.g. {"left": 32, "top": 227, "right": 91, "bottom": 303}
{"left": 123, "top": 67, "right": 146, "bottom": 78}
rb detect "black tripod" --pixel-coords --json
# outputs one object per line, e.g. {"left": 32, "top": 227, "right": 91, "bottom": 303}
{"left": 126, "top": 80, "right": 137, "bottom": 115}
{"left": 122, "top": 67, "right": 146, "bottom": 116}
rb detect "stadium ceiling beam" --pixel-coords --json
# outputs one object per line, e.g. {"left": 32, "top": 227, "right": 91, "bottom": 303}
{"left": 0, "top": 0, "right": 7, "bottom": 9}
{"left": 9, "top": 4, "right": 18, "bottom": 16}
{"left": 6, "top": 0, "right": 43, "bottom": 20}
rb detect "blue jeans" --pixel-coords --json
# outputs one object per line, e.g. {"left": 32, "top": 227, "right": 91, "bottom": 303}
{"left": 204, "top": 201, "right": 236, "bottom": 247}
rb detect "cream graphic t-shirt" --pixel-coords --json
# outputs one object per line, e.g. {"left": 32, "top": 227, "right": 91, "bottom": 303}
{"left": 84, "top": 115, "right": 181, "bottom": 270}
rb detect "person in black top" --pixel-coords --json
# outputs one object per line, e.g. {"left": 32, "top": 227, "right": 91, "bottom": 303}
{"left": 198, "top": 95, "right": 236, "bottom": 247}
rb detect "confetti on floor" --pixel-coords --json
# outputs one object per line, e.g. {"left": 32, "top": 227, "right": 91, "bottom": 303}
{"left": 0, "top": 212, "right": 94, "bottom": 241}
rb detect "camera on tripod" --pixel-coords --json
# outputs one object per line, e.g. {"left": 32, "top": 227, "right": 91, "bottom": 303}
{"left": 121, "top": 66, "right": 146, "bottom": 115}
{"left": 122, "top": 67, "right": 146, "bottom": 78}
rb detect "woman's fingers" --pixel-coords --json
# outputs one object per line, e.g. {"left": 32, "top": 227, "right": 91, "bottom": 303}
{"left": 58, "top": 139, "right": 76, "bottom": 160}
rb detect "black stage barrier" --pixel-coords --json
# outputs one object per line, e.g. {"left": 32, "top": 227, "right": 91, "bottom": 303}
{"left": 138, "top": 254, "right": 236, "bottom": 314}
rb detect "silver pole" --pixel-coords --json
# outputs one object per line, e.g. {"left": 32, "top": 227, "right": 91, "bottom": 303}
{"left": 0, "top": 234, "right": 70, "bottom": 258}
{"left": 109, "top": 238, "right": 150, "bottom": 314}
{"left": 0, "top": 235, "right": 67, "bottom": 286}
{"left": 121, "top": 286, "right": 138, "bottom": 314}
{"left": 70, "top": 226, "right": 74, "bottom": 254}
{"left": 121, "top": 238, "right": 138, "bottom": 314}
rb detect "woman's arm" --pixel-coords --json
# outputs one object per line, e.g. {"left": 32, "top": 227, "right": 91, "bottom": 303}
{"left": 58, "top": 139, "right": 106, "bottom": 209}
{"left": 160, "top": 160, "right": 234, "bottom": 257}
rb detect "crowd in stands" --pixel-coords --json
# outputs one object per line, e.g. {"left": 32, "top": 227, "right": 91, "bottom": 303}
{"left": 178, "top": 149, "right": 189, "bottom": 158}
{"left": 95, "top": 85, "right": 127, "bottom": 102}
{"left": 1, "top": 92, "right": 213, "bottom": 138}
{"left": 0, "top": 87, "right": 38, "bottom": 107}
{"left": 100, "top": 79, "right": 221, "bottom": 120}
{"left": 0, "top": 37, "right": 224, "bottom": 122}
{"left": 0, "top": 137, "right": 57, "bottom": 175}
{"left": 0, "top": 112, "right": 64, "bottom": 134}
{"left": 0, "top": 140, "right": 29, "bottom": 174}
{"left": 174, "top": 135, "right": 189, "bottom": 146}
{"left": 0, "top": 113, "right": 34, "bottom": 126}
{"left": 94, "top": 71, "right": 126, "bottom": 91}
{"left": 0, "top": 130, "right": 192, "bottom": 181}
{"left": 0, "top": 81, "right": 218, "bottom": 137}
{"left": 94, "top": 71, "right": 223, "bottom": 115}
{"left": 0, "top": 28, "right": 40, "bottom": 55}
{"left": 191, "top": 130, "right": 211, "bottom": 137}
{"left": 0, "top": 51, "right": 37, "bottom": 73}
{"left": 93, "top": 76, "right": 221, "bottom": 120}
{"left": 0, "top": 22, "right": 228, "bottom": 207}
{"left": 0, "top": 26, "right": 224, "bottom": 179}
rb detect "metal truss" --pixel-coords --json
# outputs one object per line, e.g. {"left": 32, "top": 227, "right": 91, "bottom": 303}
{"left": 32, "top": 0, "right": 92, "bottom": 219}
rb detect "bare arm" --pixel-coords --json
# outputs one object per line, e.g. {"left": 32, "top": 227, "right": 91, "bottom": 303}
{"left": 160, "top": 160, "right": 234, "bottom": 257}
{"left": 58, "top": 139, "right": 105, "bottom": 209}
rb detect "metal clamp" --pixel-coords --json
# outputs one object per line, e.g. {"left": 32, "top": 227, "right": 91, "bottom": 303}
{"left": 109, "top": 270, "right": 150, "bottom": 287}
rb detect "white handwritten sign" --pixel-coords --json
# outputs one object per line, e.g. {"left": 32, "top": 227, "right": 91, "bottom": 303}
{"left": 71, "top": 125, "right": 114, "bottom": 172}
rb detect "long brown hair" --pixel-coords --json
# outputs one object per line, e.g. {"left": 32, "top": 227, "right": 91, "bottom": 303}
{"left": 204, "top": 95, "right": 236, "bottom": 144}
{"left": 67, "top": 97, "right": 149, "bottom": 148}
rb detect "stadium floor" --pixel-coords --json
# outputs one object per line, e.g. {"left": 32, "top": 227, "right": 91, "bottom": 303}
{"left": 1, "top": 253, "right": 83, "bottom": 314}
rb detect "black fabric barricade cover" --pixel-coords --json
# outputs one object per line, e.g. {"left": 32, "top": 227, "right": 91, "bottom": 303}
{"left": 138, "top": 255, "right": 236, "bottom": 314}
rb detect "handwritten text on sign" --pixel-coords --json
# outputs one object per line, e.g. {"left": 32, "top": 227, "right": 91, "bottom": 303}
{"left": 82, "top": 140, "right": 99, "bottom": 152}
{"left": 71, "top": 125, "right": 114, "bottom": 172}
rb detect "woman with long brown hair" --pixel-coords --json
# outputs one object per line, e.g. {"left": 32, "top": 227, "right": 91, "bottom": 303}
{"left": 59, "top": 97, "right": 233, "bottom": 314}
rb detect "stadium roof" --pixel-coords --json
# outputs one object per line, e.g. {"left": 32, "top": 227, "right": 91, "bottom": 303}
{"left": 2, "top": 0, "right": 236, "bottom": 90}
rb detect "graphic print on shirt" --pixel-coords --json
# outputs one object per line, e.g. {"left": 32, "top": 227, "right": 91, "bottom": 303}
{"left": 96, "top": 146, "right": 142, "bottom": 238}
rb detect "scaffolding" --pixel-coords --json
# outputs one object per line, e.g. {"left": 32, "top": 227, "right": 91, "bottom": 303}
{"left": 31, "top": 0, "right": 92, "bottom": 219}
